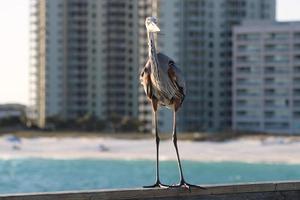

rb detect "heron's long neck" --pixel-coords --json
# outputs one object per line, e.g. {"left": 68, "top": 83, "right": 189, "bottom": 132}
{"left": 147, "top": 31, "right": 160, "bottom": 78}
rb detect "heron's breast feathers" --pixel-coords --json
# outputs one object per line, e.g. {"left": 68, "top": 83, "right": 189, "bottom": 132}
{"left": 140, "top": 54, "right": 186, "bottom": 107}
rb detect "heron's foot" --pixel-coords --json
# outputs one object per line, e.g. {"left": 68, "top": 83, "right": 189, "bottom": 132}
{"left": 171, "top": 179, "right": 205, "bottom": 191}
{"left": 143, "top": 180, "right": 169, "bottom": 188}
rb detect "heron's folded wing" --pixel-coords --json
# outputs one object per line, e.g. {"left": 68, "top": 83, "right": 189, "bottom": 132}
{"left": 140, "top": 59, "right": 152, "bottom": 99}
{"left": 168, "top": 62, "right": 186, "bottom": 97}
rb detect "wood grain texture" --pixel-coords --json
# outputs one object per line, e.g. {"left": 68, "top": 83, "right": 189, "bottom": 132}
{"left": 0, "top": 181, "right": 299, "bottom": 200}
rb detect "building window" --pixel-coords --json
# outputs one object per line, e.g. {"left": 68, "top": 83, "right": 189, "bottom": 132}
{"left": 236, "top": 122, "right": 260, "bottom": 129}
{"left": 293, "top": 112, "right": 300, "bottom": 118}
{"left": 294, "top": 32, "right": 300, "bottom": 39}
{"left": 265, "top": 44, "right": 289, "bottom": 51}
{"left": 266, "top": 32, "right": 289, "bottom": 40}
{"left": 237, "top": 33, "right": 260, "bottom": 41}
{"left": 265, "top": 122, "right": 289, "bottom": 129}
{"left": 238, "top": 44, "right": 260, "bottom": 52}
{"left": 265, "top": 55, "right": 289, "bottom": 63}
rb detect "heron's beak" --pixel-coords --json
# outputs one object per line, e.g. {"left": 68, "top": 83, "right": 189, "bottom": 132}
{"left": 150, "top": 22, "right": 160, "bottom": 32}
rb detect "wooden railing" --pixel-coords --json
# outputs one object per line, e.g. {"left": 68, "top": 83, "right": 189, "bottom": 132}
{"left": 0, "top": 181, "right": 299, "bottom": 200}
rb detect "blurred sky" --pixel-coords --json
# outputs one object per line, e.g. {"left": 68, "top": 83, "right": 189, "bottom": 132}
{"left": 0, "top": 0, "right": 299, "bottom": 106}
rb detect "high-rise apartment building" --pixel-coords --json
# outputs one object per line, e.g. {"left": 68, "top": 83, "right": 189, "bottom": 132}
{"left": 31, "top": 0, "right": 276, "bottom": 133}
{"left": 30, "top": 0, "right": 140, "bottom": 128}
{"left": 233, "top": 21, "right": 300, "bottom": 134}
{"left": 179, "top": 0, "right": 275, "bottom": 132}
{"left": 139, "top": 0, "right": 276, "bottom": 132}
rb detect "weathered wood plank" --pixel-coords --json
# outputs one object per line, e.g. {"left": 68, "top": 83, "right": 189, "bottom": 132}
{"left": 0, "top": 181, "right": 299, "bottom": 200}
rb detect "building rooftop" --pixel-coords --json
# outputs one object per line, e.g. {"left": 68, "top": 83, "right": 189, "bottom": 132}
{"left": 234, "top": 20, "right": 300, "bottom": 31}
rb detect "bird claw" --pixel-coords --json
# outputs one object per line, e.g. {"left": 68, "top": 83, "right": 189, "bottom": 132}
{"left": 170, "top": 180, "right": 205, "bottom": 191}
{"left": 143, "top": 181, "right": 169, "bottom": 188}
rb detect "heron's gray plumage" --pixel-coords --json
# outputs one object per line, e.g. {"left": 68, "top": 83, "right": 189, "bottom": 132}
{"left": 141, "top": 53, "right": 185, "bottom": 108}
{"left": 142, "top": 16, "right": 201, "bottom": 189}
{"left": 140, "top": 17, "right": 186, "bottom": 109}
{"left": 141, "top": 22, "right": 185, "bottom": 108}
{"left": 156, "top": 53, "right": 186, "bottom": 96}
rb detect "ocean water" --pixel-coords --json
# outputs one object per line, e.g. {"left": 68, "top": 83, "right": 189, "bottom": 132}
{"left": 0, "top": 159, "right": 300, "bottom": 194}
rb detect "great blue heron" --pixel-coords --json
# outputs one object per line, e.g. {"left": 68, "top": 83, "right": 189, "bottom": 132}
{"left": 140, "top": 17, "right": 203, "bottom": 189}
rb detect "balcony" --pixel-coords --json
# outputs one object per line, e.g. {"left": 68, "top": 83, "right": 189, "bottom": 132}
{"left": 265, "top": 32, "right": 290, "bottom": 41}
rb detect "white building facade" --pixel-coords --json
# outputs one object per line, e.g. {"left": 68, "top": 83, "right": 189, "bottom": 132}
{"left": 177, "top": 0, "right": 275, "bottom": 132}
{"left": 139, "top": 0, "right": 276, "bottom": 132}
{"left": 233, "top": 21, "right": 300, "bottom": 134}
{"left": 30, "top": 0, "right": 140, "bottom": 128}
{"left": 30, "top": 0, "right": 277, "bottom": 133}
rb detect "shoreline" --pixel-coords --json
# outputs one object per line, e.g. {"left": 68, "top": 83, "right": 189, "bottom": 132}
{"left": 0, "top": 136, "right": 300, "bottom": 164}
{"left": 3, "top": 130, "right": 300, "bottom": 141}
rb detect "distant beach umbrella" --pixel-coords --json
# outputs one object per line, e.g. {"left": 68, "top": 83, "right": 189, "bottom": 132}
{"left": 140, "top": 17, "right": 204, "bottom": 190}
{"left": 5, "top": 135, "right": 21, "bottom": 144}
{"left": 5, "top": 135, "right": 22, "bottom": 151}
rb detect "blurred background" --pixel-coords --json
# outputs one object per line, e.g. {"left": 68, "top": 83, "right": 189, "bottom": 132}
{"left": 0, "top": 0, "right": 300, "bottom": 195}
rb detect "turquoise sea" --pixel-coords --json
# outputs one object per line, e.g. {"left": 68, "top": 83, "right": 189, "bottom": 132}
{"left": 0, "top": 159, "right": 300, "bottom": 194}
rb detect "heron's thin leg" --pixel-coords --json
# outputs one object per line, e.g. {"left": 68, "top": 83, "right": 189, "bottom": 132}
{"left": 172, "top": 111, "right": 185, "bottom": 182}
{"left": 144, "top": 101, "right": 168, "bottom": 188}
{"left": 171, "top": 111, "right": 205, "bottom": 190}
{"left": 153, "top": 110, "right": 161, "bottom": 184}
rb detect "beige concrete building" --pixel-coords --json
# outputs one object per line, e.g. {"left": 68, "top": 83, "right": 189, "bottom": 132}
{"left": 30, "top": 0, "right": 140, "bottom": 128}
{"left": 177, "top": 0, "right": 275, "bottom": 132}
{"left": 233, "top": 21, "right": 300, "bottom": 134}
{"left": 139, "top": 0, "right": 276, "bottom": 132}
{"left": 30, "top": 0, "right": 277, "bottom": 133}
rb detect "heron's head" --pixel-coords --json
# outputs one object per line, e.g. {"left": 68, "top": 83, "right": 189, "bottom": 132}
{"left": 145, "top": 16, "right": 160, "bottom": 33}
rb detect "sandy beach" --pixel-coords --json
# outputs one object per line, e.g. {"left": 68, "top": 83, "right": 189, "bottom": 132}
{"left": 0, "top": 135, "right": 300, "bottom": 164}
